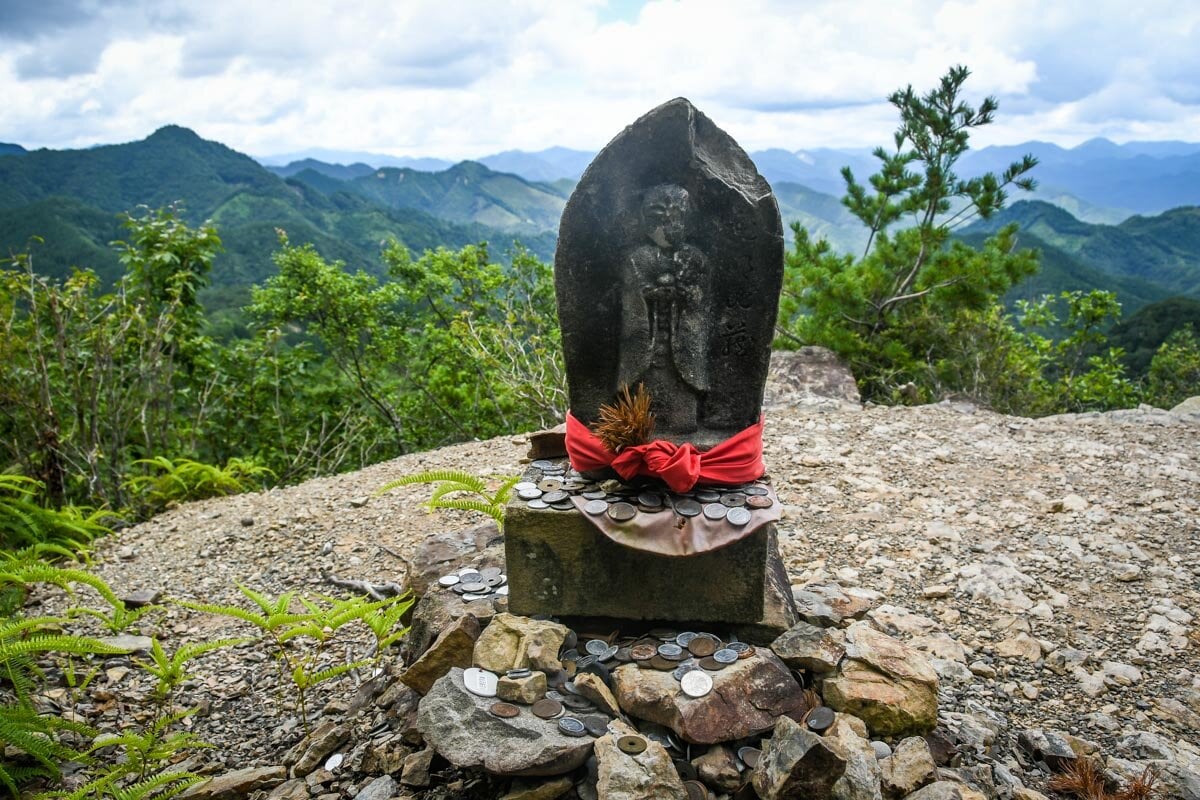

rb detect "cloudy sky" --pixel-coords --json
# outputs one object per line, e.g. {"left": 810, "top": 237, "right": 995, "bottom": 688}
{"left": 1, "top": 0, "right": 1198, "bottom": 159}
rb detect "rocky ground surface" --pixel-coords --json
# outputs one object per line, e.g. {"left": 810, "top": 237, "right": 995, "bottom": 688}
{"left": 31, "top": 397, "right": 1200, "bottom": 799}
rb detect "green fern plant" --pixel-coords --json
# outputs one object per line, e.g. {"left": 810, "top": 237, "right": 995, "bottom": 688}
{"left": 124, "top": 457, "right": 274, "bottom": 512}
{"left": 182, "top": 584, "right": 411, "bottom": 738}
{"left": 375, "top": 468, "right": 518, "bottom": 531}
{"left": 38, "top": 769, "right": 204, "bottom": 800}
{"left": 0, "top": 475, "right": 112, "bottom": 551}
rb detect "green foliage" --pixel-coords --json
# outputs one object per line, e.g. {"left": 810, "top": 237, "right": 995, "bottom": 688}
{"left": 376, "top": 469, "right": 519, "bottom": 531}
{"left": 124, "top": 457, "right": 273, "bottom": 514}
{"left": 1109, "top": 296, "right": 1200, "bottom": 376}
{"left": 0, "top": 475, "right": 112, "bottom": 551}
{"left": 778, "top": 66, "right": 1040, "bottom": 404}
{"left": 1146, "top": 326, "right": 1200, "bottom": 408}
{"left": 183, "top": 584, "right": 412, "bottom": 738}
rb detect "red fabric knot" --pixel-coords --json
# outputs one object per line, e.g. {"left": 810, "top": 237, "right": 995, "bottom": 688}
{"left": 564, "top": 411, "right": 765, "bottom": 494}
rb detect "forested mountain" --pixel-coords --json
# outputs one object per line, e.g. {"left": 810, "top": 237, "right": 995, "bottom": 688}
{"left": 0, "top": 143, "right": 27, "bottom": 157}
{"left": 0, "top": 126, "right": 556, "bottom": 310}
{"left": 964, "top": 200, "right": 1200, "bottom": 308}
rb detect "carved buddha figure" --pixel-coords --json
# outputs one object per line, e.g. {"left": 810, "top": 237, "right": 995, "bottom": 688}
{"left": 618, "top": 184, "right": 711, "bottom": 434}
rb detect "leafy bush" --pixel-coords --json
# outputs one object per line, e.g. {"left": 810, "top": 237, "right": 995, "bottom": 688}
{"left": 0, "top": 475, "right": 111, "bottom": 551}
{"left": 123, "top": 457, "right": 273, "bottom": 513}
{"left": 1146, "top": 326, "right": 1200, "bottom": 408}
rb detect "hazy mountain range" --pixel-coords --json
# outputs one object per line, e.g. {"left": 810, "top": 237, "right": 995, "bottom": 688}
{"left": 1, "top": 127, "right": 1198, "bottom": 325}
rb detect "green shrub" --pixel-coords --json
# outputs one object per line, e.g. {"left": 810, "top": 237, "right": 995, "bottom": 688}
{"left": 1146, "top": 326, "right": 1200, "bottom": 408}
{"left": 123, "top": 457, "right": 273, "bottom": 513}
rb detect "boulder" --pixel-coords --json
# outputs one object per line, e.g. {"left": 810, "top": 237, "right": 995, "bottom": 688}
{"left": 880, "top": 737, "right": 937, "bottom": 798}
{"left": 181, "top": 766, "right": 287, "bottom": 799}
{"left": 352, "top": 775, "right": 397, "bottom": 800}
{"left": 772, "top": 621, "right": 846, "bottom": 673}
{"left": 497, "top": 671, "right": 548, "bottom": 705}
{"left": 792, "top": 582, "right": 874, "bottom": 627}
{"left": 573, "top": 672, "right": 622, "bottom": 717}
{"left": 611, "top": 649, "right": 804, "bottom": 744}
{"left": 1015, "top": 729, "right": 1078, "bottom": 772}
{"left": 1171, "top": 396, "right": 1200, "bottom": 415}
{"left": 752, "top": 715, "right": 847, "bottom": 800}
{"left": 764, "top": 347, "right": 861, "bottom": 410}
{"left": 594, "top": 720, "right": 687, "bottom": 800}
{"left": 401, "top": 613, "right": 482, "bottom": 695}
{"left": 822, "top": 622, "right": 938, "bottom": 737}
{"left": 417, "top": 668, "right": 593, "bottom": 776}
{"left": 400, "top": 747, "right": 434, "bottom": 787}
{"left": 405, "top": 584, "right": 498, "bottom": 663}
{"left": 474, "top": 613, "right": 570, "bottom": 673}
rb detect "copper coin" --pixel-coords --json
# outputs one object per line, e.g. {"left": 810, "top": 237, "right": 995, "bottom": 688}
{"left": 737, "top": 646, "right": 757, "bottom": 659}
{"left": 806, "top": 705, "right": 836, "bottom": 733}
{"left": 608, "top": 502, "right": 637, "bottom": 522}
{"left": 618, "top": 735, "right": 647, "bottom": 755}
{"left": 532, "top": 698, "right": 563, "bottom": 719}
{"left": 688, "top": 637, "right": 718, "bottom": 657}
{"left": 746, "top": 495, "right": 773, "bottom": 509}
{"left": 684, "top": 780, "right": 709, "bottom": 800}
{"left": 698, "top": 656, "right": 726, "bottom": 671}
{"left": 648, "top": 655, "right": 677, "bottom": 670}
{"left": 489, "top": 702, "right": 520, "bottom": 718}
{"left": 630, "top": 644, "right": 658, "bottom": 661}
{"left": 674, "top": 759, "right": 698, "bottom": 781}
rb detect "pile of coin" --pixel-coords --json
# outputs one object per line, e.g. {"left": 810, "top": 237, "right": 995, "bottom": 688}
{"left": 436, "top": 565, "right": 509, "bottom": 602}
{"left": 516, "top": 459, "right": 774, "bottom": 527}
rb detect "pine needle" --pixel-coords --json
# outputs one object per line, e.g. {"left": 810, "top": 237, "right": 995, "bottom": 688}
{"left": 592, "top": 383, "right": 655, "bottom": 452}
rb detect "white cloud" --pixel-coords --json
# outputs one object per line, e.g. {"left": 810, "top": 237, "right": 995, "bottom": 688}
{"left": 0, "top": 0, "right": 1198, "bottom": 157}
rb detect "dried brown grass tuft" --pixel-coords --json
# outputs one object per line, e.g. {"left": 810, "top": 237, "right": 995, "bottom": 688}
{"left": 593, "top": 383, "right": 655, "bottom": 452}
{"left": 1049, "top": 760, "right": 1158, "bottom": 800}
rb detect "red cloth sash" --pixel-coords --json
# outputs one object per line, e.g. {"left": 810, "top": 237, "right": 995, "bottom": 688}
{"left": 565, "top": 412, "right": 765, "bottom": 493}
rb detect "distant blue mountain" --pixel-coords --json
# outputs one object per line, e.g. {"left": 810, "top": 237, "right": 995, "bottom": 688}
{"left": 479, "top": 147, "right": 595, "bottom": 182}
{"left": 256, "top": 147, "right": 452, "bottom": 172}
{"left": 268, "top": 159, "right": 376, "bottom": 181}
{"left": 0, "top": 143, "right": 27, "bottom": 157}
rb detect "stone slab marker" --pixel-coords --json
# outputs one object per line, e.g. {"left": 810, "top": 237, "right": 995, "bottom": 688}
{"left": 505, "top": 98, "right": 796, "bottom": 639}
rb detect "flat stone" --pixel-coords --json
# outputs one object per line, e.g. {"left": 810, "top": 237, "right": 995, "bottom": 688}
{"left": 594, "top": 719, "right": 688, "bottom": 800}
{"left": 404, "top": 582, "right": 498, "bottom": 663}
{"left": 752, "top": 715, "right": 847, "bottom": 800}
{"left": 352, "top": 775, "right": 396, "bottom": 800}
{"left": 474, "top": 613, "right": 570, "bottom": 673}
{"left": 265, "top": 779, "right": 308, "bottom": 800}
{"left": 98, "top": 634, "right": 154, "bottom": 653}
{"left": 1171, "top": 395, "right": 1200, "bottom": 414}
{"left": 793, "top": 582, "right": 874, "bottom": 627}
{"left": 573, "top": 672, "right": 622, "bottom": 718}
{"left": 1016, "top": 729, "right": 1077, "bottom": 771}
{"left": 772, "top": 621, "right": 846, "bottom": 673}
{"left": 501, "top": 776, "right": 575, "bottom": 800}
{"left": 692, "top": 745, "right": 742, "bottom": 792}
{"left": 905, "top": 781, "right": 972, "bottom": 800}
{"left": 288, "top": 721, "right": 350, "bottom": 777}
{"left": 181, "top": 766, "right": 287, "bottom": 799}
{"left": 527, "top": 424, "right": 567, "bottom": 461}
{"left": 400, "top": 747, "right": 434, "bottom": 787}
{"left": 879, "top": 737, "right": 937, "bottom": 798}
{"left": 120, "top": 588, "right": 162, "bottom": 608}
{"left": 994, "top": 633, "right": 1041, "bottom": 662}
{"left": 417, "top": 668, "right": 592, "bottom": 776}
{"left": 611, "top": 648, "right": 804, "bottom": 744}
{"left": 827, "top": 715, "right": 882, "bottom": 800}
{"left": 401, "top": 613, "right": 482, "bottom": 695}
{"left": 498, "top": 671, "right": 549, "bottom": 705}
{"left": 821, "top": 622, "right": 938, "bottom": 738}
{"left": 555, "top": 97, "right": 783, "bottom": 448}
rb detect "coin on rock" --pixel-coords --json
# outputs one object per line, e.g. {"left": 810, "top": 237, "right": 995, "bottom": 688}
{"left": 531, "top": 459, "right": 554, "bottom": 470}
{"left": 657, "top": 642, "right": 684, "bottom": 659}
{"left": 608, "top": 502, "right": 638, "bottom": 522}
{"left": 684, "top": 780, "right": 710, "bottom": 800}
{"left": 675, "top": 631, "right": 697, "bottom": 647}
{"left": 679, "top": 669, "right": 713, "bottom": 698}
{"left": 532, "top": 698, "right": 563, "bottom": 719}
{"left": 542, "top": 490, "right": 569, "bottom": 504}
{"left": 618, "top": 735, "right": 648, "bottom": 755}
{"left": 514, "top": 481, "right": 538, "bottom": 492}
{"left": 687, "top": 637, "right": 718, "bottom": 657}
{"left": 649, "top": 655, "right": 677, "bottom": 671}
{"left": 695, "top": 490, "right": 720, "bottom": 502}
{"left": 698, "top": 656, "right": 726, "bottom": 671}
{"left": 737, "top": 646, "right": 756, "bottom": 659}
{"left": 726, "top": 641, "right": 750, "bottom": 653}
{"left": 460, "top": 581, "right": 488, "bottom": 593}
{"left": 526, "top": 499, "right": 549, "bottom": 509}
{"left": 538, "top": 478, "right": 563, "bottom": 491}
{"left": 437, "top": 574, "right": 460, "bottom": 586}
{"left": 489, "top": 702, "right": 520, "bottom": 718}
{"left": 712, "top": 648, "right": 739, "bottom": 664}
{"left": 582, "top": 490, "right": 606, "bottom": 500}
{"left": 585, "top": 639, "right": 610, "bottom": 657}
{"left": 559, "top": 717, "right": 588, "bottom": 737}
{"left": 744, "top": 485, "right": 769, "bottom": 496}
{"left": 463, "top": 667, "right": 499, "bottom": 697}
{"left": 630, "top": 644, "right": 658, "bottom": 661}
{"left": 720, "top": 492, "right": 747, "bottom": 507}
{"left": 746, "top": 495, "right": 773, "bottom": 509}
{"left": 672, "top": 663, "right": 699, "bottom": 681}
{"left": 737, "top": 746, "right": 762, "bottom": 769}
{"left": 726, "top": 507, "right": 752, "bottom": 526}
{"left": 702, "top": 503, "right": 728, "bottom": 520}
{"left": 582, "top": 715, "right": 610, "bottom": 737}
{"left": 674, "top": 498, "right": 702, "bottom": 517}
{"left": 517, "top": 487, "right": 543, "bottom": 500}
{"left": 674, "top": 759, "right": 698, "bottom": 781}
{"left": 806, "top": 706, "right": 836, "bottom": 733}
{"left": 584, "top": 499, "right": 608, "bottom": 515}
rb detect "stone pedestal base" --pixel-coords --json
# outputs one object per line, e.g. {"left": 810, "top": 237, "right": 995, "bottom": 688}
{"left": 504, "top": 503, "right": 797, "bottom": 643}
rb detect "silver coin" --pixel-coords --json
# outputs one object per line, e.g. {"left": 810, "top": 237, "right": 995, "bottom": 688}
{"left": 462, "top": 592, "right": 492, "bottom": 601}
{"left": 526, "top": 499, "right": 549, "bottom": 509}
{"left": 727, "top": 641, "right": 751, "bottom": 654}
{"left": 695, "top": 490, "right": 720, "bottom": 502}
{"left": 726, "top": 507, "right": 752, "bottom": 526}
{"left": 575, "top": 654, "right": 596, "bottom": 670}
{"left": 673, "top": 662, "right": 700, "bottom": 681}
{"left": 599, "top": 644, "right": 619, "bottom": 661}
{"left": 675, "top": 631, "right": 698, "bottom": 647}
{"left": 480, "top": 566, "right": 502, "bottom": 579}
{"left": 637, "top": 491, "right": 663, "bottom": 508}
{"left": 745, "top": 485, "right": 769, "bottom": 496}
{"left": 542, "top": 490, "right": 569, "bottom": 504}
{"left": 463, "top": 667, "right": 499, "bottom": 697}
{"left": 460, "top": 581, "right": 488, "bottom": 593}
{"left": 582, "top": 491, "right": 606, "bottom": 500}
{"left": 608, "top": 502, "right": 637, "bottom": 522}
{"left": 585, "top": 639, "right": 610, "bottom": 657}
{"left": 496, "top": 585, "right": 509, "bottom": 596}
{"left": 531, "top": 460, "right": 554, "bottom": 470}
{"left": 437, "top": 574, "right": 460, "bottom": 586}
{"left": 679, "top": 669, "right": 713, "bottom": 698}
{"left": 584, "top": 499, "right": 608, "bottom": 515}
{"left": 702, "top": 503, "right": 728, "bottom": 520}
{"left": 545, "top": 690, "right": 566, "bottom": 701}
{"left": 558, "top": 717, "right": 588, "bottom": 737}
{"left": 484, "top": 574, "right": 506, "bottom": 588}
{"left": 657, "top": 642, "right": 684, "bottom": 658}
{"left": 674, "top": 499, "right": 702, "bottom": 517}
{"left": 550, "top": 500, "right": 575, "bottom": 510}
{"left": 506, "top": 668, "right": 532, "bottom": 678}
{"left": 514, "top": 481, "right": 538, "bottom": 492}
{"left": 518, "top": 487, "right": 543, "bottom": 500}
{"left": 713, "top": 648, "right": 739, "bottom": 664}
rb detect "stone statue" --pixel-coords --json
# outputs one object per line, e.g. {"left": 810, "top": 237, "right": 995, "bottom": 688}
{"left": 619, "top": 184, "right": 710, "bottom": 432}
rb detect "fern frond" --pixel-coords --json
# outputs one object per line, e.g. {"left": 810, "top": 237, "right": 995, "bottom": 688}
{"left": 375, "top": 468, "right": 489, "bottom": 496}
{"left": 429, "top": 498, "right": 505, "bottom": 524}
{"left": 293, "top": 659, "right": 371, "bottom": 689}
{"left": 173, "top": 600, "right": 269, "bottom": 630}
{"left": 490, "top": 474, "right": 520, "bottom": 506}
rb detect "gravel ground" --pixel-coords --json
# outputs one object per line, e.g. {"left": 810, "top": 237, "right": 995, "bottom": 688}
{"left": 31, "top": 400, "right": 1200, "bottom": 797}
